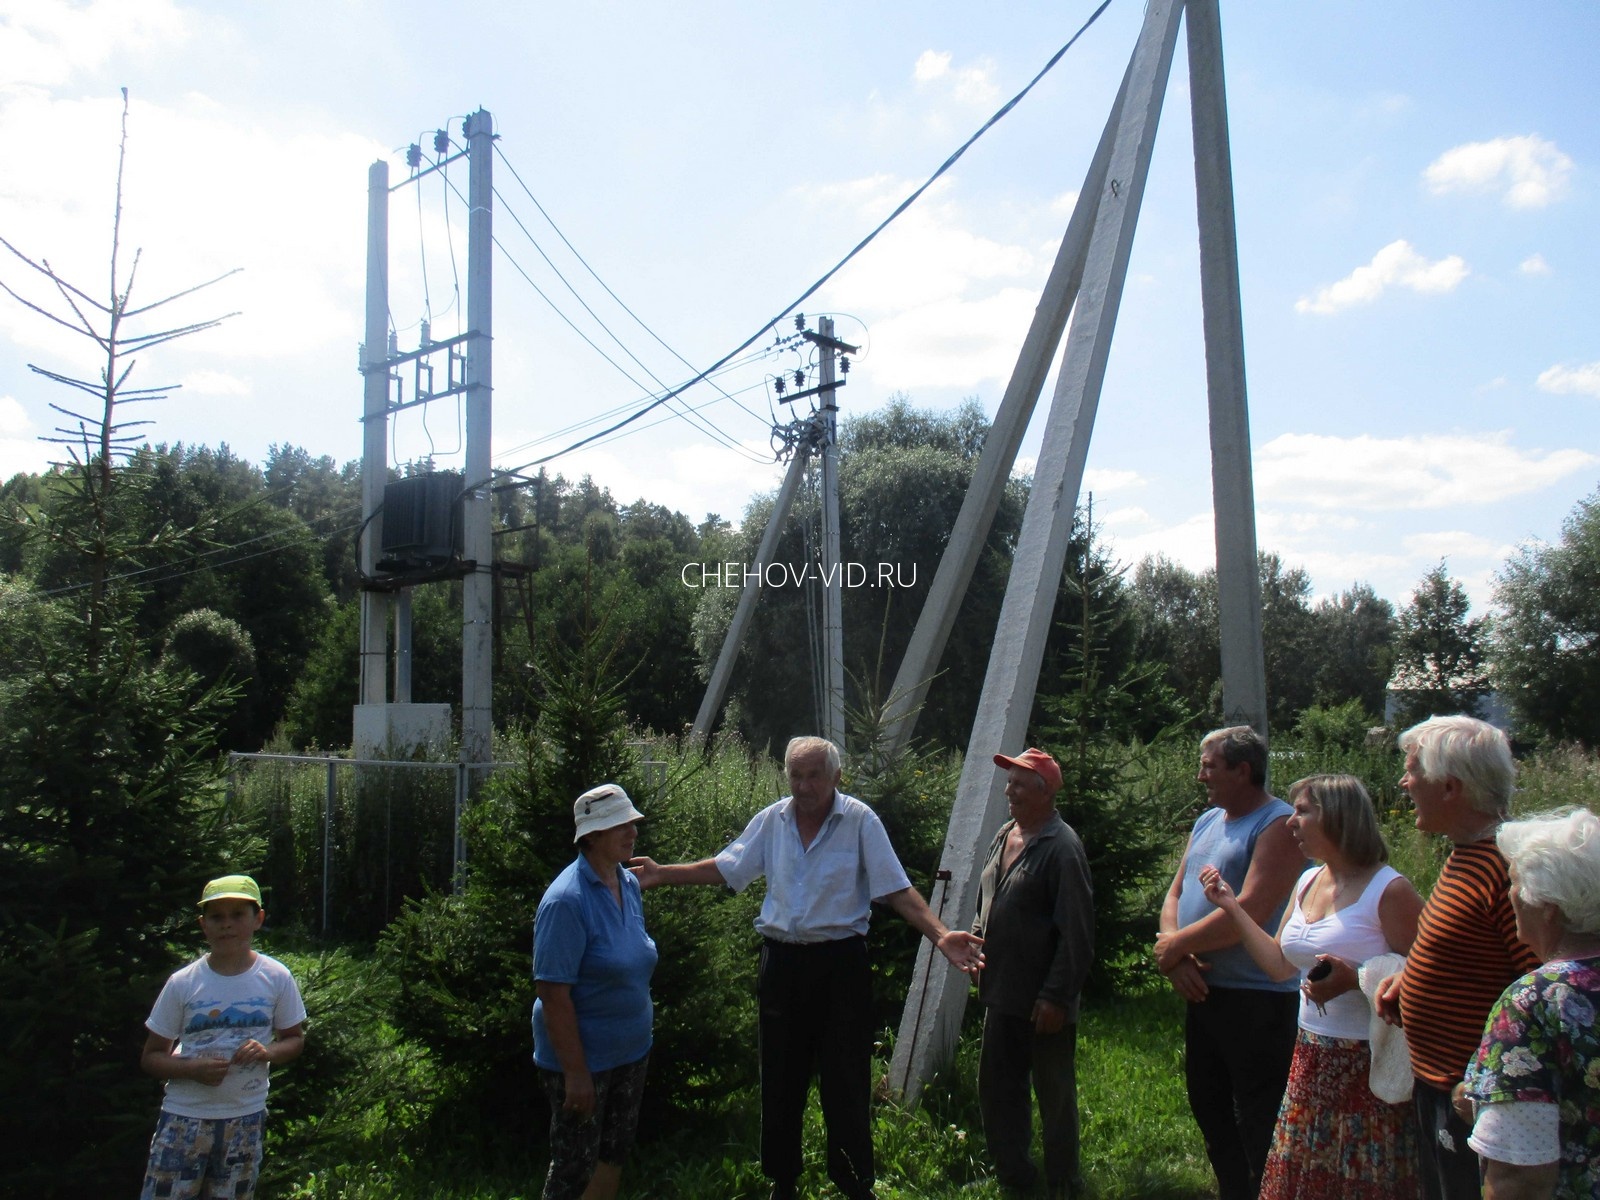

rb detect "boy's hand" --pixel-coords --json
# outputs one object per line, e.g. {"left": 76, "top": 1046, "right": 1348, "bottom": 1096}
{"left": 231, "top": 1039, "right": 270, "bottom": 1066}
{"left": 188, "top": 1056, "right": 231, "bottom": 1086}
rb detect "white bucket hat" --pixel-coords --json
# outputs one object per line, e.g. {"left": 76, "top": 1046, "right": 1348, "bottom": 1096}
{"left": 572, "top": 783, "right": 645, "bottom": 842}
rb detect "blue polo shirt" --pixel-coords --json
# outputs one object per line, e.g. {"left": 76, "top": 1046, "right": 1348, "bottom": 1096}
{"left": 532, "top": 855, "right": 658, "bottom": 1072}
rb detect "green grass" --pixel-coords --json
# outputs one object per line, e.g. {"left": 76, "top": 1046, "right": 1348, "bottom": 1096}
{"left": 263, "top": 985, "right": 1214, "bottom": 1199}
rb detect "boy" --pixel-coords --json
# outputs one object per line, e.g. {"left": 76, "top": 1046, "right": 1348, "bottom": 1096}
{"left": 139, "top": 874, "right": 306, "bottom": 1200}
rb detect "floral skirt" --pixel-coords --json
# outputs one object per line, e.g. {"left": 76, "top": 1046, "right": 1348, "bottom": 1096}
{"left": 1260, "top": 1029, "right": 1421, "bottom": 1200}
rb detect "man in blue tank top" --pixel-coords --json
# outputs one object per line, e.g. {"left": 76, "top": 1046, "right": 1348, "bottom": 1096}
{"left": 1155, "top": 725, "right": 1306, "bottom": 1200}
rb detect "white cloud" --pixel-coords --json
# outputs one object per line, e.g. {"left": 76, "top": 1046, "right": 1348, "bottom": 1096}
{"left": 1519, "top": 253, "right": 1551, "bottom": 276}
{"left": 1081, "top": 467, "right": 1144, "bottom": 496}
{"left": 489, "top": 431, "right": 785, "bottom": 530}
{"left": 1295, "top": 240, "right": 1468, "bottom": 315}
{"left": 799, "top": 174, "right": 1053, "bottom": 391}
{"left": 1050, "top": 190, "right": 1081, "bottom": 216}
{"left": 180, "top": 369, "right": 251, "bottom": 397}
{"left": 1536, "top": 362, "right": 1600, "bottom": 399}
{"left": 0, "top": 0, "right": 189, "bottom": 87}
{"left": 1400, "top": 530, "right": 1509, "bottom": 561}
{"left": 912, "top": 49, "right": 999, "bottom": 106}
{"left": 1255, "top": 431, "right": 1597, "bottom": 510}
{"left": 1097, "top": 510, "right": 1216, "bottom": 575}
{"left": 1424, "top": 135, "right": 1573, "bottom": 209}
{"left": 0, "top": 394, "right": 51, "bottom": 478}
{"left": 913, "top": 50, "right": 951, "bottom": 83}
{"left": 0, "top": 394, "right": 30, "bottom": 436}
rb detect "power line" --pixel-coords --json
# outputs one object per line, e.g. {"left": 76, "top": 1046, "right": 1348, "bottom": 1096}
{"left": 497, "top": 0, "right": 1116, "bottom": 476}
{"left": 494, "top": 143, "right": 771, "bottom": 428}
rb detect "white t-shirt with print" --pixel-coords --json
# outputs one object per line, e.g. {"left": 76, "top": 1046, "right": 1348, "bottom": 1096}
{"left": 145, "top": 952, "right": 307, "bottom": 1119}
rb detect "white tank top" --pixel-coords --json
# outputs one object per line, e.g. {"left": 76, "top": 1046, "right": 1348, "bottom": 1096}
{"left": 1279, "top": 863, "right": 1401, "bottom": 1040}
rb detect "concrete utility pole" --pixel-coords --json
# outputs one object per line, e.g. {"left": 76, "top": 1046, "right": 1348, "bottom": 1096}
{"left": 891, "top": 0, "right": 1267, "bottom": 1103}
{"left": 817, "top": 316, "right": 846, "bottom": 749}
{"left": 460, "top": 108, "right": 495, "bottom": 770}
{"left": 359, "top": 159, "right": 390, "bottom": 708}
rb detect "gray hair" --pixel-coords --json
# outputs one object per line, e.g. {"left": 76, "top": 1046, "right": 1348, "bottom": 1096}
{"left": 1201, "top": 725, "right": 1269, "bottom": 788}
{"left": 1399, "top": 715, "right": 1515, "bottom": 817}
{"left": 784, "top": 736, "right": 840, "bottom": 776}
{"left": 1498, "top": 807, "right": 1600, "bottom": 936}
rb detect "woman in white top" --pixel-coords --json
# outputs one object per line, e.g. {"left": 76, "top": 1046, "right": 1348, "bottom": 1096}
{"left": 1201, "top": 774, "right": 1425, "bottom": 1200}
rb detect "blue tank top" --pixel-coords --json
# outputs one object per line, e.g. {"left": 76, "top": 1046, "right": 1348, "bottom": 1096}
{"left": 1176, "top": 798, "right": 1300, "bottom": 991}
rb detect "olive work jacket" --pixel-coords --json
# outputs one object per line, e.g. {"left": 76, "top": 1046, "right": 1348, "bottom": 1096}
{"left": 972, "top": 811, "right": 1094, "bottom": 1023}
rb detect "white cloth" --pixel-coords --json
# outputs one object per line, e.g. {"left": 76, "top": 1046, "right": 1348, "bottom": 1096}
{"left": 716, "top": 791, "right": 912, "bottom": 942}
{"left": 145, "top": 952, "right": 307, "bottom": 1118}
{"left": 1469, "top": 1100, "right": 1561, "bottom": 1166}
{"left": 1359, "top": 951, "right": 1413, "bottom": 1103}
{"left": 1280, "top": 864, "right": 1400, "bottom": 1039}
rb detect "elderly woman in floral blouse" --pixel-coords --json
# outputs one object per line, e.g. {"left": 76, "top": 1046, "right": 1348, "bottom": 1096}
{"left": 1458, "top": 807, "right": 1600, "bottom": 1200}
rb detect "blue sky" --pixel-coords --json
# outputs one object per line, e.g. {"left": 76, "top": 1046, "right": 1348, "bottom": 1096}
{"left": 1, "top": 0, "right": 1596, "bottom": 615}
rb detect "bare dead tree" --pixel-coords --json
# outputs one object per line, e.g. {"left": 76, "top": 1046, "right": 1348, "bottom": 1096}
{"left": 0, "top": 88, "right": 240, "bottom": 655}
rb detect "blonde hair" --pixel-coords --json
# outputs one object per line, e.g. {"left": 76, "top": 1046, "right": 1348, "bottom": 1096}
{"left": 1288, "top": 774, "right": 1388, "bottom": 869}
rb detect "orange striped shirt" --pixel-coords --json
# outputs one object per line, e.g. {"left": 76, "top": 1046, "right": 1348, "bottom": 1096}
{"left": 1400, "top": 840, "right": 1541, "bottom": 1089}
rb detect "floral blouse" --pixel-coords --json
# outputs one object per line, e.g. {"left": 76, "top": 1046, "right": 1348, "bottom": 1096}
{"left": 1465, "top": 956, "right": 1600, "bottom": 1199}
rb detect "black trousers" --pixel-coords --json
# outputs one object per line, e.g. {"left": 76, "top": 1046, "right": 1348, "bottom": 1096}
{"left": 757, "top": 936, "right": 874, "bottom": 1198}
{"left": 1183, "top": 987, "right": 1298, "bottom": 1200}
{"left": 1413, "top": 1079, "right": 1483, "bottom": 1200}
{"left": 978, "top": 1006, "right": 1082, "bottom": 1194}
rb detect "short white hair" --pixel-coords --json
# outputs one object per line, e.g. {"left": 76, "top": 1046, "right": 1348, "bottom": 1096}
{"left": 784, "top": 736, "right": 840, "bottom": 776}
{"left": 1399, "top": 715, "right": 1515, "bottom": 817}
{"left": 1498, "top": 807, "right": 1600, "bottom": 936}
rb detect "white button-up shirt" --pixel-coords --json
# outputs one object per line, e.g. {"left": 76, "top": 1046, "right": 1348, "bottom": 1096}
{"left": 716, "top": 791, "right": 912, "bottom": 942}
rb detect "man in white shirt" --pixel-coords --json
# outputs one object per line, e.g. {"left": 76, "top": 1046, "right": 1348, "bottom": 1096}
{"left": 630, "top": 735, "right": 983, "bottom": 1200}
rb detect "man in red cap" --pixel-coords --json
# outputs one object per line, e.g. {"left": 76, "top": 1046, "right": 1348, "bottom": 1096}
{"left": 973, "top": 747, "right": 1094, "bottom": 1198}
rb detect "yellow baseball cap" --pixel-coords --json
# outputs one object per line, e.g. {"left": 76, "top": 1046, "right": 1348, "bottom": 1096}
{"left": 198, "top": 874, "right": 263, "bottom": 908}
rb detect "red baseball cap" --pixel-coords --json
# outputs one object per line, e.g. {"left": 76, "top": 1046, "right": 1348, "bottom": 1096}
{"left": 993, "top": 747, "right": 1062, "bottom": 795}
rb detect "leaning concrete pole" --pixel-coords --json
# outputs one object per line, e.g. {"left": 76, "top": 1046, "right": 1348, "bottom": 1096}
{"left": 1188, "top": 0, "right": 1267, "bottom": 736}
{"left": 691, "top": 444, "right": 813, "bottom": 739}
{"left": 461, "top": 109, "right": 495, "bottom": 768}
{"left": 358, "top": 159, "right": 390, "bottom": 709}
{"left": 890, "top": 0, "right": 1185, "bottom": 1103}
{"left": 877, "top": 66, "right": 1130, "bottom": 757}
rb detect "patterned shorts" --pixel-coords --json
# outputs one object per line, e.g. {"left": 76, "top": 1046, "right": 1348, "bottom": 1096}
{"left": 140, "top": 1109, "right": 266, "bottom": 1200}
{"left": 539, "top": 1054, "right": 650, "bottom": 1200}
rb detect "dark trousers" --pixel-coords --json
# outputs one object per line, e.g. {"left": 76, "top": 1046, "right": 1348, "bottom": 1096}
{"left": 978, "top": 1006, "right": 1082, "bottom": 1195}
{"left": 1413, "top": 1079, "right": 1483, "bottom": 1200}
{"left": 757, "top": 936, "right": 875, "bottom": 1198}
{"left": 1183, "top": 987, "right": 1298, "bottom": 1200}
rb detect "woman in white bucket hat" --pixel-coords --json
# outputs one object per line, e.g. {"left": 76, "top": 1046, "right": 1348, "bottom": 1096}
{"left": 532, "top": 784, "right": 656, "bottom": 1200}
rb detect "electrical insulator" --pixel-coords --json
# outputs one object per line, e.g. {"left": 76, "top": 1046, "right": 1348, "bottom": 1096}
{"left": 794, "top": 313, "right": 805, "bottom": 331}
{"left": 421, "top": 320, "right": 431, "bottom": 347}
{"left": 839, "top": 355, "right": 851, "bottom": 375}
{"left": 433, "top": 129, "right": 449, "bottom": 155}
{"left": 794, "top": 370, "right": 805, "bottom": 389}
{"left": 406, "top": 144, "right": 422, "bottom": 168}
{"left": 774, "top": 376, "right": 787, "bottom": 396}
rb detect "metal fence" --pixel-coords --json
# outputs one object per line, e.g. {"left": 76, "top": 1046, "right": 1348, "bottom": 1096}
{"left": 225, "top": 753, "right": 507, "bottom": 939}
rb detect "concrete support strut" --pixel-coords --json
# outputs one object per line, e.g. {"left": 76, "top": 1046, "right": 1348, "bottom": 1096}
{"left": 878, "top": 66, "right": 1130, "bottom": 758}
{"left": 1188, "top": 0, "right": 1268, "bottom": 736}
{"left": 691, "top": 445, "right": 813, "bottom": 739}
{"left": 460, "top": 109, "right": 495, "bottom": 768}
{"left": 889, "top": 0, "right": 1186, "bottom": 1103}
